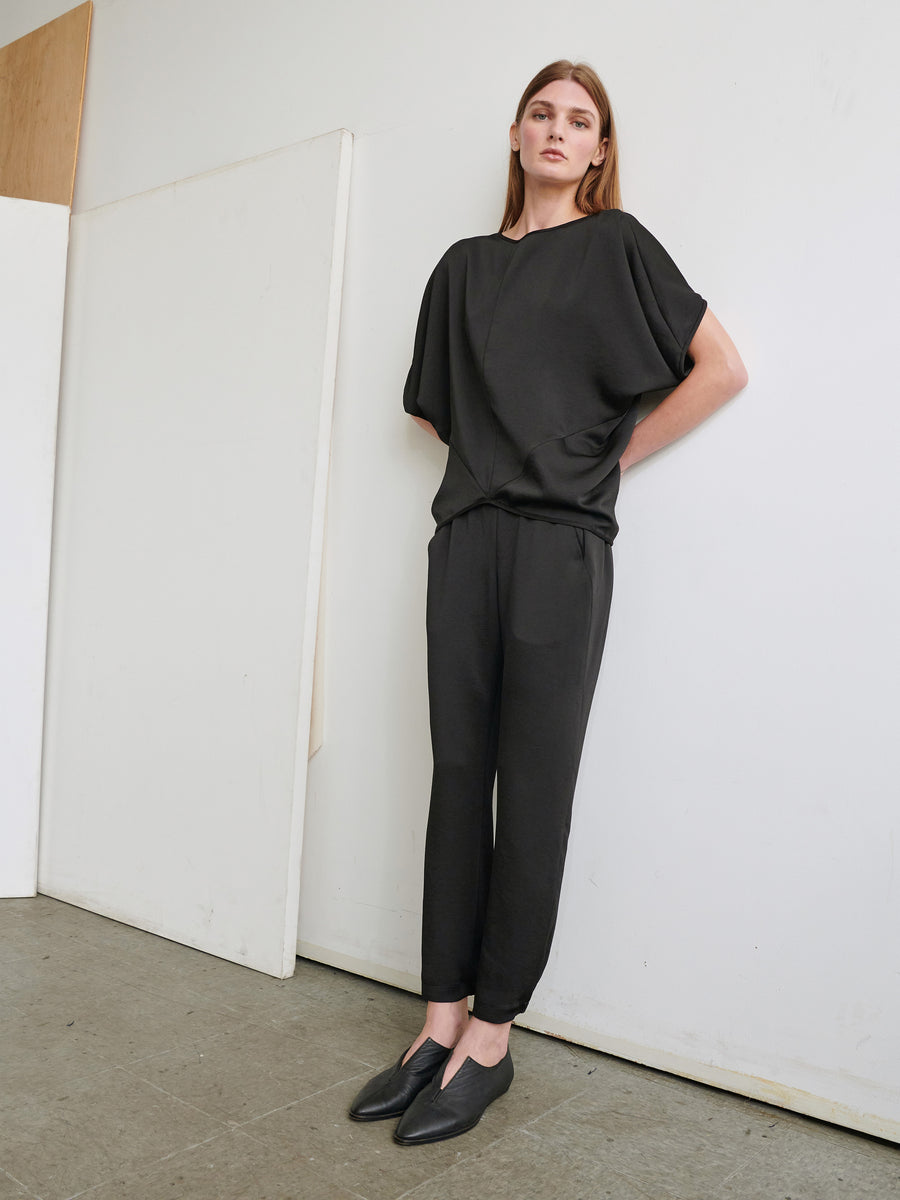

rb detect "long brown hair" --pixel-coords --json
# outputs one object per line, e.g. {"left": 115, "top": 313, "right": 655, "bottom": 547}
{"left": 500, "top": 60, "right": 621, "bottom": 232}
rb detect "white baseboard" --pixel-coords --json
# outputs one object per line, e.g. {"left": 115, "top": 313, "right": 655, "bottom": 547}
{"left": 297, "top": 940, "right": 899, "bottom": 1145}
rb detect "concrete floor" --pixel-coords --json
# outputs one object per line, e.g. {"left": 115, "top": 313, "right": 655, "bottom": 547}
{"left": 1, "top": 897, "right": 898, "bottom": 1200}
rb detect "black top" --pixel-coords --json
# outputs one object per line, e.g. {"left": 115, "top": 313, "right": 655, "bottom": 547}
{"left": 403, "top": 209, "right": 707, "bottom": 543}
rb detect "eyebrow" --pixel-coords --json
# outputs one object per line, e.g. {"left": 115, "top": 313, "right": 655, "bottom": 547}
{"left": 526, "top": 100, "right": 596, "bottom": 119}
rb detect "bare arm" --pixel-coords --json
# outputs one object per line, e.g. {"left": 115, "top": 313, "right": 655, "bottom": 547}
{"left": 410, "top": 415, "right": 442, "bottom": 440}
{"left": 619, "top": 308, "right": 748, "bottom": 472}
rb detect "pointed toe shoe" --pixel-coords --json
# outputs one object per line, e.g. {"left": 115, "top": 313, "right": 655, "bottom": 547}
{"left": 348, "top": 1037, "right": 452, "bottom": 1122}
{"left": 393, "top": 1048, "right": 514, "bottom": 1145}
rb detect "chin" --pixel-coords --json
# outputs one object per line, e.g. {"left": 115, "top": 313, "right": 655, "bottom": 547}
{"left": 527, "top": 165, "right": 579, "bottom": 185}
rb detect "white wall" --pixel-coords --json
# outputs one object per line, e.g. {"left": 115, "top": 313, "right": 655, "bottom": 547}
{"left": 3, "top": 0, "right": 896, "bottom": 1139}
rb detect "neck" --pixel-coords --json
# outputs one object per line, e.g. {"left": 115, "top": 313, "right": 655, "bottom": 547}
{"left": 506, "top": 183, "right": 582, "bottom": 240}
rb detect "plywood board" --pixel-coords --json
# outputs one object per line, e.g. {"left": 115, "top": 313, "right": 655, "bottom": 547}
{"left": 0, "top": 197, "right": 70, "bottom": 896}
{"left": 39, "top": 130, "right": 352, "bottom": 977}
{"left": 0, "top": 2, "right": 92, "bottom": 204}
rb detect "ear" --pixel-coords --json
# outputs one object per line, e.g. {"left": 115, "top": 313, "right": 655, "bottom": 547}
{"left": 509, "top": 121, "right": 520, "bottom": 153}
{"left": 592, "top": 137, "right": 609, "bottom": 168}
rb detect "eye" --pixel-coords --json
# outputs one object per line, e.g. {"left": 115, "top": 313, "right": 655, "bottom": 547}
{"left": 573, "top": 120, "right": 586, "bottom": 129}
{"left": 532, "top": 111, "right": 549, "bottom": 120}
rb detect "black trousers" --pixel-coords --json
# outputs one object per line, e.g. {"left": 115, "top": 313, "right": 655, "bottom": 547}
{"left": 421, "top": 505, "right": 614, "bottom": 1024}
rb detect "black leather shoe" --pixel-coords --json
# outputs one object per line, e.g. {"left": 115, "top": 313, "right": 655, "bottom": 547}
{"left": 393, "top": 1049, "right": 514, "bottom": 1144}
{"left": 348, "top": 1037, "right": 453, "bottom": 1121}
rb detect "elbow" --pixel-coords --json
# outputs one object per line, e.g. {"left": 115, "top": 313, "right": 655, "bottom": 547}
{"left": 715, "top": 346, "right": 748, "bottom": 398}
{"left": 694, "top": 352, "right": 747, "bottom": 400}
{"left": 691, "top": 309, "right": 748, "bottom": 397}
{"left": 690, "top": 338, "right": 748, "bottom": 398}
{"left": 730, "top": 356, "right": 749, "bottom": 395}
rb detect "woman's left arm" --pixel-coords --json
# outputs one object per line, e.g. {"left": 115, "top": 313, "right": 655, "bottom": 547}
{"left": 619, "top": 308, "right": 748, "bottom": 473}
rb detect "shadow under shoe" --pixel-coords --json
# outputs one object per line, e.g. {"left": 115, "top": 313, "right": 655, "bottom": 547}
{"left": 393, "top": 1048, "right": 514, "bottom": 1145}
{"left": 348, "top": 1037, "right": 453, "bottom": 1121}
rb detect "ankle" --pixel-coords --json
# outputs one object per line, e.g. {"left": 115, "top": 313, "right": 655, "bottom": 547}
{"left": 424, "top": 999, "right": 469, "bottom": 1043}
{"left": 464, "top": 1016, "right": 511, "bottom": 1048}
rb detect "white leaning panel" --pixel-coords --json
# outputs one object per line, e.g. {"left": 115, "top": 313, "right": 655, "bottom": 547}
{"left": 0, "top": 197, "right": 69, "bottom": 897}
{"left": 39, "top": 131, "right": 351, "bottom": 976}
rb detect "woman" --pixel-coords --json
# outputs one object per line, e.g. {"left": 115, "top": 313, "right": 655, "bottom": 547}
{"left": 349, "top": 59, "right": 748, "bottom": 1146}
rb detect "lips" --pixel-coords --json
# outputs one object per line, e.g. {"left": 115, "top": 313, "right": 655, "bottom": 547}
{"left": 540, "top": 150, "right": 566, "bottom": 160}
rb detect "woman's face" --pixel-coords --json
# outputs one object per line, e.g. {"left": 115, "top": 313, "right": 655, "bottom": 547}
{"left": 510, "top": 79, "right": 607, "bottom": 189}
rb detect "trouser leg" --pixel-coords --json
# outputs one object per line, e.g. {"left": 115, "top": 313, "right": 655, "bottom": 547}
{"left": 472, "top": 512, "right": 613, "bottom": 1024}
{"left": 420, "top": 507, "right": 501, "bottom": 1003}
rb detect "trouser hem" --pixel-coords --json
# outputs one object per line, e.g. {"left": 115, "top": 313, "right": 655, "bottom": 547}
{"left": 471, "top": 1000, "right": 522, "bottom": 1024}
{"left": 421, "top": 984, "right": 473, "bottom": 1004}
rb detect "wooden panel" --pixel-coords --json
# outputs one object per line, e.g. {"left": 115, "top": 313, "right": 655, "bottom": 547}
{"left": 0, "top": 2, "right": 92, "bottom": 205}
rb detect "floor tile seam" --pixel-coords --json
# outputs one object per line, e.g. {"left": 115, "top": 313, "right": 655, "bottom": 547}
{"left": 230, "top": 1131, "right": 371, "bottom": 1200}
{"left": 5, "top": 969, "right": 213, "bottom": 1011}
{"left": 4, "top": 932, "right": 123, "bottom": 953}
{"left": 0, "top": 1063, "right": 126, "bottom": 1113}
{"left": 389, "top": 1127, "right": 531, "bottom": 1200}
{"left": 522, "top": 1079, "right": 790, "bottom": 1143}
{"left": 74, "top": 984, "right": 274, "bottom": 1032}
{"left": 1, "top": 1001, "right": 30, "bottom": 1019}
{"left": 227, "top": 1131, "right": 382, "bottom": 1200}
{"left": 116, "top": 1044, "right": 218, "bottom": 1074}
{"left": 28, "top": 927, "right": 159, "bottom": 949}
{"left": 0, "top": 931, "right": 61, "bottom": 950}
{"left": 297, "top": 1166, "right": 371, "bottom": 1200}
{"left": 232, "top": 1067, "right": 381, "bottom": 1128}
{"left": 712, "top": 1116, "right": 796, "bottom": 1189}
{"left": 104, "top": 1019, "right": 264, "bottom": 1069}
{"left": 520, "top": 1113, "right": 747, "bottom": 1198}
{"left": 0, "top": 959, "right": 58, "bottom": 976}
{"left": 514, "top": 1128, "right": 675, "bottom": 1199}
{"left": 0, "top": 1164, "right": 42, "bottom": 1199}
{"left": 716, "top": 1145, "right": 774, "bottom": 1190}
{"left": 279, "top": 1024, "right": 418, "bottom": 1071}
{"left": 767, "top": 1110, "right": 900, "bottom": 1155}
{"left": 515, "top": 1082, "right": 594, "bottom": 1131}
{"left": 66, "top": 939, "right": 252, "bottom": 967}
{"left": 77, "top": 955, "right": 247, "bottom": 984}
{"left": 526, "top": 1108, "right": 754, "bottom": 1164}
{"left": 288, "top": 978, "right": 391, "bottom": 999}
{"left": 58, "top": 1129, "right": 233, "bottom": 1200}
{"left": 2, "top": 1058, "right": 116, "bottom": 1099}
{"left": 391, "top": 1117, "right": 663, "bottom": 1200}
{"left": 15, "top": 933, "right": 100, "bottom": 958}
{"left": 28, "top": 935, "right": 277, "bottom": 985}
{"left": 578, "top": 1150, "right": 720, "bottom": 1200}
{"left": 234, "top": 1011, "right": 408, "bottom": 1066}
{"left": 0, "top": 904, "right": 53, "bottom": 920}
{"left": 515, "top": 1129, "right": 677, "bottom": 1200}
{"left": 114, "top": 1063, "right": 234, "bottom": 1128}
{"left": 179, "top": 995, "right": 314, "bottom": 1020}
{"left": 108, "top": 975, "right": 271, "bottom": 1013}
{"left": 121, "top": 1049, "right": 383, "bottom": 1122}
{"left": 268, "top": 1006, "right": 423, "bottom": 1042}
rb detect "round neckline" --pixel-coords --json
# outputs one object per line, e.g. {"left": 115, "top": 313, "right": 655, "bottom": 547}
{"left": 495, "top": 211, "right": 602, "bottom": 243}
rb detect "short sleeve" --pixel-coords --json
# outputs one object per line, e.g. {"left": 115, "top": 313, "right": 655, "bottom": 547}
{"left": 621, "top": 214, "right": 707, "bottom": 382}
{"left": 403, "top": 262, "right": 452, "bottom": 443}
